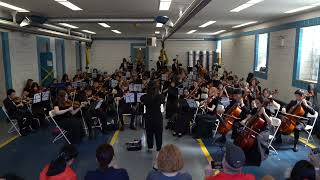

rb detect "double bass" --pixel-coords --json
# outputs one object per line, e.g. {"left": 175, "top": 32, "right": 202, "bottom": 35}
{"left": 279, "top": 101, "right": 305, "bottom": 135}
{"left": 217, "top": 103, "right": 242, "bottom": 135}
{"left": 234, "top": 109, "right": 265, "bottom": 150}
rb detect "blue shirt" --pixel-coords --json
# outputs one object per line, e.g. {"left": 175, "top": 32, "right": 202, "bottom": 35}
{"left": 85, "top": 167, "right": 129, "bottom": 180}
{"left": 146, "top": 170, "right": 192, "bottom": 180}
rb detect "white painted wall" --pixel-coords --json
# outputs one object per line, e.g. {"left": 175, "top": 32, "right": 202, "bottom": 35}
{"left": 9, "top": 32, "right": 38, "bottom": 95}
{"left": 65, "top": 40, "right": 77, "bottom": 77}
{"left": 90, "top": 40, "right": 215, "bottom": 72}
{"left": 219, "top": 10, "right": 320, "bottom": 103}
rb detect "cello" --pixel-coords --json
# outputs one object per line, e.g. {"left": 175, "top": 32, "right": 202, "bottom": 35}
{"left": 217, "top": 102, "right": 242, "bottom": 135}
{"left": 234, "top": 108, "right": 265, "bottom": 150}
{"left": 279, "top": 101, "right": 305, "bottom": 135}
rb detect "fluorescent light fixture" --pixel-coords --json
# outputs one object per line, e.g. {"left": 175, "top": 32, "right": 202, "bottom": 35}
{"left": 284, "top": 4, "right": 319, "bottom": 14}
{"left": 155, "top": 31, "right": 160, "bottom": 34}
{"left": 111, "top": 30, "right": 121, "bottom": 34}
{"left": 232, "top": 21, "right": 257, "bottom": 28}
{"left": 81, "top": 30, "right": 96, "bottom": 34}
{"left": 230, "top": 0, "right": 264, "bottom": 12}
{"left": 156, "top": 23, "right": 163, "bottom": 27}
{"left": 20, "top": 17, "right": 31, "bottom": 27}
{"left": 98, "top": 23, "right": 110, "bottom": 28}
{"left": 159, "top": 0, "right": 172, "bottom": 10}
{"left": 211, "top": 30, "right": 226, "bottom": 35}
{"left": 55, "top": 0, "right": 82, "bottom": 11}
{"left": 0, "top": 1, "right": 30, "bottom": 12}
{"left": 187, "top": 30, "right": 197, "bottom": 34}
{"left": 58, "top": 23, "right": 78, "bottom": 29}
{"left": 199, "top": 21, "right": 216, "bottom": 28}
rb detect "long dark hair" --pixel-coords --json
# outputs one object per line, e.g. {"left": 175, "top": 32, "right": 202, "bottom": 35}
{"left": 47, "top": 145, "right": 78, "bottom": 176}
{"left": 289, "top": 160, "right": 315, "bottom": 180}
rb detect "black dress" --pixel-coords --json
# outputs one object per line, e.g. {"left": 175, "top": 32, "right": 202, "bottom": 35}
{"left": 53, "top": 102, "right": 82, "bottom": 144}
{"left": 165, "top": 86, "right": 178, "bottom": 119}
{"left": 141, "top": 93, "right": 165, "bottom": 151}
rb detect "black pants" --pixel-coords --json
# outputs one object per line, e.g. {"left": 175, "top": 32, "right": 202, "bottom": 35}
{"left": 275, "top": 124, "right": 303, "bottom": 147}
{"left": 58, "top": 117, "right": 82, "bottom": 144}
{"left": 194, "top": 114, "right": 216, "bottom": 138}
{"left": 146, "top": 130, "right": 162, "bottom": 151}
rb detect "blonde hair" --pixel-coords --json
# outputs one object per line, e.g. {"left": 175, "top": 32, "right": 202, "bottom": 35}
{"left": 157, "top": 144, "right": 184, "bottom": 173}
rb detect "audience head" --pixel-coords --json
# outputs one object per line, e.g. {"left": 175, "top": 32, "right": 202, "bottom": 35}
{"left": 157, "top": 144, "right": 184, "bottom": 173}
{"left": 6, "top": 89, "right": 16, "bottom": 98}
{"left": 289, "top": 160, "right": 315, "bottom": 180}
{"left": 47, "top": 144, "right": 78, "bottom": 176}
{"left": 0, "top": 173, "right": 24, "bottom": 180}
{"left": 222, "top": 143, "right": 246, "bottom": 174}
{"left": 96, "top": 143, "right": 115, "bottom": 169}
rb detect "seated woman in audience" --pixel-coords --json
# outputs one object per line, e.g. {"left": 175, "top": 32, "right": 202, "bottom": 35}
{"left": 287, "top": 160, "right": 316, "bottom": 180}
{"left": 40, "top": 144, "right": 78, "bottom": 180}
{"left": 85, "top": 144, "right": 129, "bottom": 180}
{"left": 146, "top": 144, "right": 192, "bottom": 180}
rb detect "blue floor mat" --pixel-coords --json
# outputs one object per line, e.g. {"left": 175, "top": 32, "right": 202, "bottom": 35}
{"left": 0, "top": 128, "right": 113, "bottom": 180}
{"left": 202, "top": 136, "right": 316, "bottom": 180}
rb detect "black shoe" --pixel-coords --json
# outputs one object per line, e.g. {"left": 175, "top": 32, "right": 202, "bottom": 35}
{"left": 178, "top": 133, "right": 183, "bottom": 137}
{"left": 173, "top": 132, "right": 177, "bottom": 136}
{"left": 293, "top": 146, "right": 298, "bottom": 152}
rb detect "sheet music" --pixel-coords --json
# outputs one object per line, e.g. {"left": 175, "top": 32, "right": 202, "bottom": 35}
{"left": 137, "top": 93, "right": 146, "bottom": 103}
{"left": 129, "top": 84, "right": 134, "bottom": 92}
{"left": 41, "top": 91, "right": 50, "bottom": 101}
{"left": 134, "top": 84, "right": 142, "bottom": 92}
{"left": 111, "top": 80, "right": 118, "bottom": 88}
{"left": 33, "top": 93, "right": 41, "bottom": 104}
{"left": 221, "top": 97, "right": 230, "bottom": 107}
{"left": 178, "top": 88, "right": 184, "bottom": 96}
{"left": 186, "top": 99, "right": 198, "bottom": 108}
{"left": 125, "top": 93, "right": 135, "bottom": 103}
{"left": 126, "top": 72, "right": 131, "bottom": 78}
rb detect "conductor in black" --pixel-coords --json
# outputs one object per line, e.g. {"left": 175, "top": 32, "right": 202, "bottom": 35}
{"left": 140, "top": 81, "right": 165, "bottom": 151}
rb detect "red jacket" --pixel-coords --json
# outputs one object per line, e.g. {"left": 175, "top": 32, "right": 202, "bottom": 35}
{"left": 39, "top": 164, "right": 77, "bottom": 180}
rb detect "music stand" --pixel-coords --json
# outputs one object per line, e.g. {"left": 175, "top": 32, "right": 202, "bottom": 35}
{"left": 137, "top": 93, "right": 146, "bottom": 103}
{"left": 41, "top": 91, "right": 50, "bottom": 101}
{"left": 33, "top": 93, "right": 42, "bottom": 104}
{"left": 221, "top": 97, "right": 230, "bottom": 107}
{"left": 161, "top": 74, "right": 168, "bottom": 81}
{"left": 178, "top": 88, "right": 184, "bottom": 96}
{"left": 126, "top": 72, "right": 131, "bottom": 78}
{"left": 129, "top": 84, "right": 134, "bottom": 92}
{"left": 125, "top": 93, "right": 135, "bottom": 103}
{"left": 134, "top": 84, "right": 142, "bottom": 92}
{"left": 186, "top": 99, "right": 198, "bottom": 109}
{"left": 111, "top": 80, "right": 118, "bottom": 88}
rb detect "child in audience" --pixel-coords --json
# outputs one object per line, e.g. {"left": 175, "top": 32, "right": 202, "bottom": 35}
{"left": 39, "top": 144, "right": 78, "bottom": 180}
{"left": 85, "top": 144, "right": 129, "bottom": 180}
{"left": 146, "top": 144, "right": 192, "bottom": 180}
{"left": 287, "top": 160, "right": 316, "bottom": 180}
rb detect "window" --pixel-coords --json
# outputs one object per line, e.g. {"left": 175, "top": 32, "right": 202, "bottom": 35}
{"left": 216, "top": 40, "right": 222, "bottom": 53}
{"left": 216, "top": 40, "right": 222, "bottom": 64}
{"left": 255, "top": 33, "right": 269, "bottom": 73}
{"left": 297, "top": 25, "right": 320, "bottom": 83}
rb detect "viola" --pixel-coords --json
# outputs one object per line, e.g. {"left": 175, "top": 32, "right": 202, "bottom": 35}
{"left": 64, "top": 99, "right": 82, "bottom": 109}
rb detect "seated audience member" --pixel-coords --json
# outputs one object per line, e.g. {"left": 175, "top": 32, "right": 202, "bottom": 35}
{"left": 85, "top": 144, "right": 129, "bottom": 180}
{"left": 146, "top": 144, "right": 192, "bottom": 180}
{"left": 205, "top": 143, "right": 255, "bottom": 180}
{"left": 40, "top": 144, "right": 78, "bottom": 180}
{"left": 287, "top": 160, "right": 316, "bottom": 180}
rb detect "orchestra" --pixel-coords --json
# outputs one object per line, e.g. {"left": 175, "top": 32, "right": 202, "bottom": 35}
{"left": 2, "top": 57, "right": 317, "bottom": 168}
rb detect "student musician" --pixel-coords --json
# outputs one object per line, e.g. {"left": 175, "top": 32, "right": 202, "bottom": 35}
{"left": 28, "top": 82, "right": 48, "bottom": 127}
{"left": 235, "top": 96, "right": 272, "bottom": 166}
{"left": 276, "top": 89, "right": 315, "bottom": 152}
{"left": 61, "top": 74, "right": 70, "bottom": 83}
{"left": 119, "top": 58, "right": 129, "bottom": 72}
{"left": 21, "top": 79, "right": 33, "bottom": 97}
{"left": 53, "top": 90, "right": 84, "bottom": 144}
{"left": 164, "top": 81, "right": 178, "bottom": 120}
{"left": 115, "top": 81, "right": 136, "bottom": 130}
{"left": 306, "top": 84, "right": 320, "bottom": 138}
{"left": 262, "top": 88, "right": 280, "bottom": 116}
{"left": 3, "top": 89, "right": 39, "bottom": 135}
{"left": 156, "top": 57, "right": 164, "bottom": 72}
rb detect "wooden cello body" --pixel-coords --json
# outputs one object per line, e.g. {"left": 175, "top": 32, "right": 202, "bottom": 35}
{"left": 279, "top": 104, "right": 305, "bottom": 135}
{"left": 234, "top": 114, "right": 265, "bottom": 150}
{"left": 217, "top": 104, "right": 242, "bottom": 135}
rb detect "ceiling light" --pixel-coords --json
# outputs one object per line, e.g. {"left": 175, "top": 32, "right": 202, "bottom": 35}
{"left": 0, "top": 1, "right": 30, "bottom": 12}
{"left": 155, "top": 31, "right": 160, "bottom": 34}
{"left": 187, "top": 30, "right": 197, "bottom": 34}
{"left": 230, "top": 0, "right": 264, "bottom": 12}
{"left": 156, "top": 23, "right": 163, "bottom": 27}
{"left": 199, "top": 21, "right": 216, "bottom": 28}
{"left": 159, "top": 0, "right": 172, "bottom": 10}
{"left": 58, "top": 23, "right": 78, "bottom": 29}
{"left": 98, "top": 23, "right": 110, "bottom": 28}
{"left": 111, "top": 30, "right": 121, "bottom": 34}
{"left": 20, "top": 17, "right": 31, "bottom": 27}
{"left": 55, "top": 0, "right": 82, "bottom": 11}
{"left": 232, "top": 21, "right": 257, "bottom": 28}
{"left": 284, "top": 4, "right": 319, "bottom": 14}
{"left": 211, "top": 30, "right": 226, "bottom": 35}
{"left": 82, "top": 30, "right": 96, "bottom": 34}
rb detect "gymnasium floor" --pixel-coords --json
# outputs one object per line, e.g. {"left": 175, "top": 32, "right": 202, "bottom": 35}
{"left": 0, "top": 115, "right": 318, "bottom": 180}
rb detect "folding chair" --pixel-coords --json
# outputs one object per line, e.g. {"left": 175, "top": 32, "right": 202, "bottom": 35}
{"left": 80, "top": 109, "right": 89, "bottom": 136}
{"left": 48, "top": 110, "right": 71, "bottom": 144}
{"left": 2, "top": 106, "right": 21, "bottom": 136}
{"left": 213, "top": 119, "right": 220, "bottom": 138}
{"left": 303, "top": 111, "right": 318, "bottom": 145}
{"left": 91, "top": 116, "right": 103, "bottom": 130}
{"left": 268, "top": 117, "right": 282, "bottom": 155}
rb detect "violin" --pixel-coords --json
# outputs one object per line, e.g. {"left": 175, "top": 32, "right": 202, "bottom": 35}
{"left": 64, "top": 99, "right": 82, "bottom": 109}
